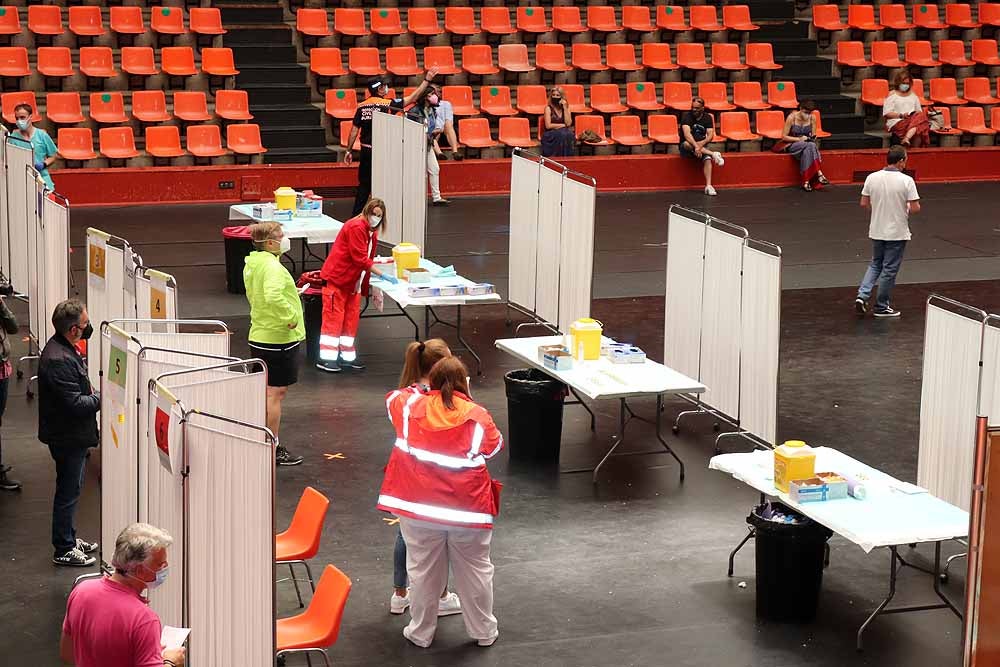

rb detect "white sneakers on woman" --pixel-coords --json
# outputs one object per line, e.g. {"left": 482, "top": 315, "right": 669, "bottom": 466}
{"left": 390, "top": 590, "right": 463, "bottom": 616}
{"left": 704, "top": 185, "right": 718, "bottom": 196}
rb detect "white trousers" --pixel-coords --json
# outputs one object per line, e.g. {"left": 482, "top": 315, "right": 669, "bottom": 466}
{"left": 426, "top": 147, "right": 442, "bottom": 201}
{"left": 399, "top": 516, "right": 498, "bottom": 646}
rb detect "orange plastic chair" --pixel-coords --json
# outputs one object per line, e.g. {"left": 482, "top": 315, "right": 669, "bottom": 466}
{"left": 938, "top": 40, "right": 974, "bottom": 67}
{"left": 480, "top": 85, "right": 517, "bottom": 116}
{"left": 110, "top": 7, "right": 145, "bottom": 35}
{"left": 837, "top": 42, "right": 872, "bottom": 67}
{"left": 607, "top": 44, "right": 642, "bottom": 72}
{"left": 911, "top": 79, "right": 933, "bottom": 106}
{"left": 945, "top": 3, "right": 980, "bottom": 27}
{"left": 957, "top": 106, "right": 996, "bottom": 134}
{"left": 861, "top": 78, "right": 889, "bottom": 106}
{"left": 871, "top": 41, "right": 906, "bottom": 68}
{"left": 656, "top": 5, "right": 689, "bottom": 31}
{"left": 0, "top": 6, "right": 20, "bottom": 36}
{"left": 386, "top": 47, "right": 422, "bottom": 76}
{"left": 297, "top": 9, "right": 331, "bottom": 37}
{"left": 663, "top": 81, "right": 694, "bottom": 111}
{"left": 982, "top": 2, "right": 1000, "bottom": 26}
{"left": 99, "top": 126, "right": 140, "bottom": 159}
{"left": 423, "top": 46, "right": 461, "bottom": 75}
{"left": 57, "top": 128, "right": 98, "bottom": 161}
{"left": 190, "top": 8, "right": 226, "bottom": 36}
{"left": 913, "top": 4, "right": 947, "bottom": 29}
{"left": 699, "top": 82, "right": 736, "bottom": 111}
{"left": 131, "top": 90, "right": 171, "bottom": 122}
{"left": 931, "top": 106, "right": 962, "bottom": 134}
{"left": 517, "top": 7, "right": 551, "bottom": 33}
{"left": 45, "top": 92, "right": 84, "bottom": 124}
{"left": 499, "top": 117, "right": 538, "bottom": 148}
{"left": 719, "top": 112, "right": 760, "bottom": 141}
{"left": 0, "top": 47, "right": 28, "bottom": 77}
{"left": 690, "top": 5, "right": 724, "bottom": 31}
{"left": 69, "top": 6, "right": 105, "bottom": 37}
{"left": 215, "top": 89, "right": 253, "bottom": 121}
{"left": 348, "top": 48, "right": 384, "bottom": 76}
{"left": 371, "top": 8, "right": 405, "bottom": 36}
{"left": 458, "top": 118, "right": 498, "bottom": 148}
{"left": 964, "top": 77, "right": 1000, "bottom": 104}
{"left": 202, "top": 47, "right": 239, "bottom": 76}
{"left": 38, "top": 47, "right": 74, "bottom": 78}
{"left": 339, "top": 120, "right": 360, "bottom": 150}
{"left": 562, "top": 84, "right": 591, "bottom": 113}
{"left": 623, "top": 6, "right": 655, "bottom": 32}
{"left": 186, "top": 124, "right": 226, "bottom": 157}
{"left": 587, "top": 6, "right": 621, "bottom": 32}
{"left": 905, "top": 41, "right": 941, "bottom": 67}
{"left": 723, "top": 5, "right": 759, "bottom": 31}
{"left": 122, "top": 47, "right": 159, "bottom": 76}
{"left": 145, "top": 125, "right": 186, "bottom": 158}
{"left": 445, "top": 7, "right": 479, "bottom": 35}
{"left": 572, "top": 43, "right": 608, "bottom": 72}
{"left": 28, "top": 6, "right": 64, "bottom": 36}
{"left": 89, "top": 92, "right": 127, "bottom": 123}
{"left": 610, "top": 115, "right": 651, "bottom": 146}
{"left": 462, "top": 45, "right": 498, "bottom": 76}
{"left": 275, "top": 565, "right": 352, "bottom": 667}
{"left": 162, "top": 47, "right": 198, "bottom": 76}
{"left": 498, "top": 44, "right": 535, "bottom": 73}
{"left": 551, "top": 5, "right": 587, "bottom": 33}
{"left": 972, "top": 39, "right": 1000, "bottom": 65}
{"left": 333, "top": 8, "right": 369, "bottom": 36}
{"left": 481, "top": 7, "right": 516, "bottom": 35}
{"left": 677, "top": 43, "right": 712, "bottom": 70}
{"left": 811, "top": 110, "right": 832, "bottom": 138}
{"left": 590, "top": 84, "right": 628, "bottom": 113}
{"left": 80, "top": 47, "right": 116, "bottom": 79}
{"left": 516, "top": 85, "right": 547, "bottom": 115}
{"left": 879, "top": 4, "right": 915, "bottom": 29}
{"left": 535, "top": 43, "right": 572, "bottom": 72}
{"left": 993, "top": 107, "right": 1000, "bottom": 132}
{"left": 929, "top": 78, "right": 967, "bottom": 105}
{"left": 408, "top": 7, "right": 442, "bottom": 35}
{"left": 574, "top": 115, "right": 613, "bottom": 145}
{"left": 712, "top": 43, "right": 748, "bottom": 70}
{"left": 227, "top": 123, "right": 267, "bottom": 155}
{"left": 812, "top": 5, "right": 847, "bottom": 30}
{"left": 151, "top": 6, "right": 185, "bottom": 35}
{"left": 310, "top": 48, "right": 346, "bottom": 77}
{"left": 746, "top": 43, "right": 782, "bottom": 70}
{"left": 768, "top": 81, "right": 798, "bottom": 109}
{"left": 626, "top": 82, "right": 664, "bottom": 111}
{"left": 847, "top": 5, "right": 882, "bottom": 31}
{"left": 173, "top": 91, "right": 212, "bottom": 121}
{"left": 754, "top": 110, "right": 786, "bottom": 139}
{"left": 642, "top": 43, "right": 677, "bottom": 71}
{"left": 647, "top": 114, "right": 680, "bottom": 144}
{"left": 1, "top": 92, "right": 39, "bottom": 123}
{"left": 733, "top": 82, "right": 770, "bottom": 110}
{"left": 442, "top": 86, "right": 478, "bottom": 116}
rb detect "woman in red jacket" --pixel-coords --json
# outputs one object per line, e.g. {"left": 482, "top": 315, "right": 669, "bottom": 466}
{"left": 317, "top": 197, "right": 389, "bottom": 373}
{"left": 378, "top": 357, "right": 503, "bottom": 649}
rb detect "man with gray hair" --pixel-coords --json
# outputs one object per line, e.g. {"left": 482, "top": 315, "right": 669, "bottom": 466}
{"left": 60, "top": 523, "right": 186, "bottom": 666}
{"left": 38, "top": 299, "right": 100, "bottom": 567}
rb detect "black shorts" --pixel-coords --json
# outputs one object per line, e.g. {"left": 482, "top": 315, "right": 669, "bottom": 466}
{"left": 680, "top": 142, "right": 712, "bottom": 160}
{"left": 248, "top": 341, "right": 301, "bottom": 387}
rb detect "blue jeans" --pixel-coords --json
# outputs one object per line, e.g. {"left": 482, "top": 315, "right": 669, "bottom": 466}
{"left": 394, "top": 529, "right": 408, "bottom": 589}
{"left": 49, "top": 446, "right": 88, "bottom": 556}
{"left": 857, "top": 240, "right": 907, "bottom": 311}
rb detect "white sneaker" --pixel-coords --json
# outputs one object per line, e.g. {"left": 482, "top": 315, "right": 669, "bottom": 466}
{"left": 402, "top": 625, "right": 432, "bottom": 648}
{"left": 437, "top": 591, "right": 462, "bottom": 616}
{"left": 390, "top": 591, "right": 410, "bottom": 615}
{"left": 477, "top": 633, "right": 499, "bottom": 647}
{"left": 704, "top": 185, "right": 718, "bottom": 196}
{"left": 712, "top": 152, "right": 725, "bottom": 167}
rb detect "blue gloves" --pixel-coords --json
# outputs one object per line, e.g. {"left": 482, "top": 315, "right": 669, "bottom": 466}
{"left": 34, "top": 161, "right": 45, "bottom": 172}
{"left": 378, "top": 272, "right": 398, "bottom": 284}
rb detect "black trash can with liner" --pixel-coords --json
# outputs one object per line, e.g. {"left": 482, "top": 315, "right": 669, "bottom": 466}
{"left": 222, "top": 225, "right": 253, "bottom": 295}
{"left": 748, "top": 501, "right": 833, "bottom": 623}
{"left": 503, "top": 369, "right": 567, "bottom": 463}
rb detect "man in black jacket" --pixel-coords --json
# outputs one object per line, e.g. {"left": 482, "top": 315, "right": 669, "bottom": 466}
{"left": 39, "top": 299, "right": 100, "bottom": 567}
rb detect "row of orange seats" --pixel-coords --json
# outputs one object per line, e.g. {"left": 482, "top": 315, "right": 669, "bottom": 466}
{"left": 58, "top": 124, "right": 266, "bottom": 161}
{"left": 297, "top": 5, "right": 759, "bottom": 38}
{"left": 2, "top": 90, "right": 252, "bottom": 124}
{"left": 861, "top": 76, "right": 1000, "bottom": 105}
{"left": 0, "top": 45, "right": 238, "bottom": 79}
{"left": 814, "top": 3, "right": 1000, "bottom": 31}
{"left": 0, "top": 6, "right": 225, "bottom": 38}
{"left": 837, "top": 39, "right": 1000, "bottom": 68}
{"left": 308, "top": 42, "right": 783, "bottom": 78}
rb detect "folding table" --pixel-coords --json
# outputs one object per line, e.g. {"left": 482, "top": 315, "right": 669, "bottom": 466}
{"left": 228, "top": 204, "right": 343, "bottom": 275}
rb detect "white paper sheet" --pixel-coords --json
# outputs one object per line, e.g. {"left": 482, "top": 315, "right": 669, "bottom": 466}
{"left": 161, "top": 626, "right": 190, "bottom": 650}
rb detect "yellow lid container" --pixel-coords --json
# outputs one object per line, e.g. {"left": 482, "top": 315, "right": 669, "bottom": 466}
{"left": 274, "top": 187, "right": 297, "bottom": 211}
{"left": 774, "top": 440, "right": 816, "bottom": 493}
{"left": 569, "top": 318, "right": 603, "bottom": 360}
{"left": 392, "top": 243, "right": 421, "bottom": 279}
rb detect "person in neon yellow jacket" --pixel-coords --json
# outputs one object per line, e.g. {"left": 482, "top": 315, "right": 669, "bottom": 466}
{"left": 243, "top": 222, "right": 305, "bottom": 466}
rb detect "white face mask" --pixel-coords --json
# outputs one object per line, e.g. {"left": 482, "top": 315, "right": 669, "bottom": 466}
{"left": 16, "top": 119, "right": 29, "bottom": 131}
{"left": 898, "top": 84, "right": 910, "bottom": 92}
{"left": 278, "top": 237, "right": 291, "bottom": 254}
{"left": 369, "top": 215, "right": 382, "bottom": 229}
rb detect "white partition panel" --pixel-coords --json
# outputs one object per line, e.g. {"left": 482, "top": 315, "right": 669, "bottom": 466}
{"left": 0, "top": 134, "right": 8, "bottom": 281}
{"left": 5, "top": 139, "right": 32, "bottom": 292}
{"left": 557, "top": 176, "right": 595, "bottom": 334}
{"left": 37, "top": 194, "right": 69, "bottom": 344}
{"left": 739, "top": 246, "right": 781, "bottom": 444}
{"left": 664, "top": 209, "right": 706, "bottom": 380}
{"left": 26, "top": 171, "right": 44, "bottom": 344}
{"left": 373, "top": 112, "right": 403, "bottom": 247}
{"left": 534, "top": 164, "right": 563, "bottom": 327}
{"left": 983, "top": 320, "right": 1000, "bottom": 427}
{"left": 136, "top": 271, "right": 178, "bottom": 329}
{"left": 698, "top": 226, "right": 744, "bottom": 420}
{"left": 508, "top": 152, "right": 540, "bottom": 311}
{"left": 400, "top": 115, "right": 428, "bottom": 248}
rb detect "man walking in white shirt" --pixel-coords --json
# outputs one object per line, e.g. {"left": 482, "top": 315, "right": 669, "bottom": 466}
{"left": 855, "top": 146, "right": 920, "bottom": 318}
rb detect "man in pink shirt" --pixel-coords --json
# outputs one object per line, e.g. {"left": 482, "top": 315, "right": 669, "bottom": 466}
{"left": 60, "top": 523, "right": 186, "bottom": 667}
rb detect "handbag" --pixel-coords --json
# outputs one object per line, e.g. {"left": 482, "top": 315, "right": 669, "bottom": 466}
{"left": 927, "top": 107, "right": 946, "bottom": 131}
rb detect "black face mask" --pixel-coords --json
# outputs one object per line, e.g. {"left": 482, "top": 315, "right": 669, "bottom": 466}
{"left": 80, "top": 323, "right": 93, "bottom": 340}
{"left": 692, "top": 108, "right": 704, "bottom": 116}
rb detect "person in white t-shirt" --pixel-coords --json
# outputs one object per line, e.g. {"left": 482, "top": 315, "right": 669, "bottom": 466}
{"left": 882, "top": 70, "right": 928, "bottom": 147}
{"left": 855, "top": 146, "right": 920, "bottom": 318}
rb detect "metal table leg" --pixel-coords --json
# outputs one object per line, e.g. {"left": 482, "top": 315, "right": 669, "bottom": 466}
{"left": 360, "top": 297, "right": 420, "bottom": 341}
{"left": 425, "top": 305, "right": 483, "bottom": 375}
{"left": 728, "top": 527, "right": 755, "bottom": 577}
{"left": 566, "top": 387, "right": 596, "bottom": 432}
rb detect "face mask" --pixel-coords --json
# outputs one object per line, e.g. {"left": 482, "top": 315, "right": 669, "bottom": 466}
{"left": 693, "top": 108, "right": 704, "bottom": 116}
{"left": 79, "top": 323, "right": 94, "bottom": 340}
{"left": 369, "top": 215, "right": 382, "bottom": 228}
{"left": 898, "top": 84, "right": 910, "bottom": 92}
{"left": 278, "top": 237, "right": 291, "bottom": 255}
{"left": 133, "top": 564, "right": 169, "bottom": 590}
{"left": 16, "top": 119, "right": 29, "bottom": 131}
{"left": 428, "top": 94, "right": 439, "bottom": 106}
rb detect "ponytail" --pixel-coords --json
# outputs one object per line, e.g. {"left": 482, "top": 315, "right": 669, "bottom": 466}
{"left": 428, "top": 357, "right": 470, "bottom": 410}
{"left": 397, "top": 338, "right": 452, "bottom": 389}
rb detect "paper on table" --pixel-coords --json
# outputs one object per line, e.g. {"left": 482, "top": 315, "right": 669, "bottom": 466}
{"left": 161, "top": 625, "right": 190, "bottom": 650}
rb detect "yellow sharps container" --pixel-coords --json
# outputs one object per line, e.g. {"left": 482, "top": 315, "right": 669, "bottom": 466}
{"left": 569, "top": 318, "right": 603, "bottom": 360}
{"left": 274, "top": 187, "right": 297, "bottom": 211}
{"left": 773, "top": 440, "right": 817, "bottom": 493}
{"left": 392, "top": 243, "right": 421, "bottom": 278}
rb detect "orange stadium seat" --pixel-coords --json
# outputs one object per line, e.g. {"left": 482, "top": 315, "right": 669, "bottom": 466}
{"left": 297, "top": 9, "right": 331, "bottom": 37}
{"left": 587, "top": 6, "right": 621, "bottom": 32}
{"left": 699, "top": 82, "right": 736, "bottom": 111}
{"left": 746, "top": 43, "right": 782, "bottom": 70}
{"left": 480, "top": 85, "right": 517, "bottom": 116}
{"left": 871, "top": 41, "right": 906, "bottom": 68}
{"left": 186, "top": 124, "right": 227, "bottom": 158}
{"left": 339, "top": 120, "right": 360, "bottom": 150}
{"left": 812, "top": 5, "right": 847, "bottom": 30}
{"left": 572, "top": 43, "right": 608, "bottom": 72}
{"left": 458, "top": 118, "right": 498, "bottom": 148}
{"left": 499, "top": 117, "right": 538, "bottom": 148}
{"left": 202, "top": 47, "right": 239, "bottom": 76}
{"left": 656, "top": 5, "right": 689, "bottom": 31}
{"left": 964, "top": 77, "right": 1000, "bottom": 104}
{"left": 993, "top": 107, "right": 1000, "bottom": 133}
{"left": 151, "top": 6, "right": 185, "bottom": 35}
{"left": 445, "top": 7, "right": 479, "bottom": 36}
{"left": 623, "top": 6, "right": 656, "bottom": 32}
{"left": 663, "top": 81, "right": 694, "bottom": 111}
{"left": 90, "top": 92, "right": 127, "bottom": 123}
{"left": 837, "top": 42, "right": 873, "bottom": 67}
{"left": 590, "top": 84, "right": 628, "bottom": 113}
{"left": 45, "top": 92, "right": 85, "bottom": 124}
{"left": 720, "top": 112, "right": 760, "bottom": 141}
{"left": 1, "top": 91, "right": 39, "bottom": 123}
{"left": 38, "top": 47, "right": 74, "bottom": 78}
{"left": 334, "top": 9, "right": 369, "bottom": 36}
{"left": 190, "top": 8, "right": 226, "bottom": 36}
{"left": 911, "top": 79, "right": 933, "bottom": 105}
{"left": 423, "top": 46, "right": 461, "bottom": 75}
{"left": 946, "top": 3, "right": 981, "bottom": 27}
{"left": 110, "top": 7, "right": 145, "bottom": 36}
{"left": 913, "top": 4, "right": 947, "bottom": 29}
{"left": 861, "top": 78, "right": 889, "bottom": 106}
{"left": 648, "top": 114, "right": 680, "bottom": 144}
{"left": 408, "top": 8, "right": 442, "bottom": 35}
{"left": 58, "top": 128, "right": 98, "bottom": 161}
{"left": 905, "top": 41, "right": 941, "bottom": 67}
{"left": 0, "top": 47, "right": 28, "bottom": 77}
{"left": 310, "top": 48, "right": 346, "bottom": 77}
{"left": 712, "top": 43, "right": 748, "bottom": 70}
{"left": 847, "top": 5, "right": 882, "bottom": 31}
{"left": 145, "top": 125, "right": 186, "bottom": 158}
{"left": 677, "top": 43, "right": 713, "bottom": 70}
{"left": 28, "top": 5, "right": 64, "bottom": 36}
{"left": 643, "top": 43, "right": 678, "bottom": 71}
{"left": 930, "top": 78, "right": 967, "bottom": 105}
{"left": 811, "top": 110, "right": 832, "bottom": 138}
{"left": 733, "top": 81, "right": 770, "bottom": 110}
{"left": 0, "top": 6, "right": 20, "bottom": 36}
{"left": 690, "top": 5, "right": 724, "bottom": 31}
{"left": 562, "top": 84, "right": 591, "bottom": 113}
{"left": 768, "top": 81, "right": 799, "bottom": 109}
{"left": 938, "top": 40, "right": 975, "bottom": 66}
{"left": 516, "top": 86, "right": 547, "bottom": 115}
{"left": 325, "top": 89, "right": 357, "bottom": 119}
{"left": 755, "top": 110, "right": 786, "bottom": 140}
{"left": 981, "top": 2, "right": 1000, "bottom": 26}
{"left": 879, "top": 4, "right": 915, "bottom": 30}
{"left": 972, "top": 39, "right": 1000, "bottom": 65}
{"left": 517, "top": 7, "right": 551, "bottom": 33}
{"left": 442, "top": 86, "right": 478, "bottom": 116}
{"left": 349, "top": 48, "right": 384, "bottom": 76}
{"left": 575, "top": 115, "right": 613, "bottom": 145}
{"left": 957, "top": 106, "right": 996, "bottom": 134}
{"left": 498, "top": 44, "right": 535, "bottom": 73}
{"left": 626, "top": 82, "right": 664, "bottom": 111}
{"left": 122, "top": 47, "right": 159, "bottom": 76}
{"left": 228, "top": 124, "right": 267, "bottom": 155}
{"left": 371, "top": 8, "right": 405, "bottom": 36}
{"left": 69, "top": 6, "right": 105, "bottom": 37}
{"left": 462, "top": 45, "right": 498, "bottom": 75}
{"left": 607, "top": 44, "right": 642, "bottom": 72}
{"left": 386, "top": 47, "right": 422, "bottom": 76}
{"left": 611, "top": 115, "right": 651, "bottom": 146}
{"left": 481, "top": 7, "right": 516, "bottom": 35}
{"left": 173, "top": 91, "right": 212, "bottom": 121}
{"left": 552, "top": 6, "right": 587, "bottom": 33}
{"left": 535, "top": 43, "right": 572, "bottom": 72}
{"left": 723, "top": 5, "right": 759, "bottom": 31}
{"left": 131, "top": 90, "right": 171, "bottom": 122}
{"left": 162, "top": 47, "right": 198, "bottom": 76}
{"left": 80, "top": 47, "right": 116, "bottom": 79}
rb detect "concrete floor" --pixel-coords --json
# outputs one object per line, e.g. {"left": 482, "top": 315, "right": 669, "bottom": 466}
{"left": 2, "top": 183, "right": 998, "bottom": 666}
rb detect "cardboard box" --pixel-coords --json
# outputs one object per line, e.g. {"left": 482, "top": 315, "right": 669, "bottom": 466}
{"left": 406, "top": 286, "right": 440, "bottom": 298}
{"left": 436, "top": 284, "right": 464, "bottom": 297}
{"left": 609, "top": 346, "right": 646, "bottom": 364}
{"left": 405, "top": 267, "right": 432, "bottom": 284}
{"left": 789, "top": 474, "right": 849, "bottom": 503}
{"left": 537, "top": 344, "right": 566, "bottom": 363}
{"left": 465, "top": 283, "right": 494, "bottom": 296}
{"left": 543, "top": 349, "right": 573, "bottom": 371}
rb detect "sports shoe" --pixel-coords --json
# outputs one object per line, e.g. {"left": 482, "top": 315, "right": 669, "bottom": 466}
{"left": 390, "top": 591, "right": 410, "bottom": 615}
{"left": 0, "top": 465, "right": 21, "bottom": 491}
{"left": 438, "top": 591, "right": 462, "bottom": 616}
{"left": 339, "top": 359, "right": 366, "bottom": 371}
{"left": 53, "top": 547, "right": 96, "bottom": 568}
{"left": 704, "top": 185, "right": 718, "bottom": 196}
{"left": 854, "top": 298, "right": 867, "bottom": 315}
{"left": 873, "top": 307, "right": 901, "bottom": 318}
{"left": 477, "top": 633, "right": 499, "bottom": 647}
{"left": 712, "top": 152, "right": 725, "bottom": 167}
{"left": 402, "top": 625, "right": 431, "bottom": 648}
{"left": 315, "top": 361, "right": 341, "bottom": 373}
{"left": 275, "top": 446, "right": 304, "bottom": 466}
{"left": 431, "top": 198, "right": 451, "bottom": 207}
{"left": 76, "top": 538, "right": 99, "bottom": 554}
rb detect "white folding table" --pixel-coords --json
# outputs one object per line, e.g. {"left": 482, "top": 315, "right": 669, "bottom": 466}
{"left": 228, "top": 204, "right": 343, "bottom": 275}
{"left": 495, "top": 336, "right": 706, "bottom": 482}
{"left": 710, "top": 447, "right": 968, "bottom": 650}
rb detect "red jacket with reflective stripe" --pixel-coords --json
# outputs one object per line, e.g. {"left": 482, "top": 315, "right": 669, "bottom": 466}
{"left": 377, "top": 389, "right": 504, "bottom": 529}
{"left": 320, "top": 215, "right": 378, "bottom": 295}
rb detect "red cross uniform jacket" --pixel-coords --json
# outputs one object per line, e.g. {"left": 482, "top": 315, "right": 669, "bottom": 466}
{"left": 320, "top": 215, "right": 378, "bottom": 295}
{"left": 377, "top": 387, "right": 504, "bottom": 530}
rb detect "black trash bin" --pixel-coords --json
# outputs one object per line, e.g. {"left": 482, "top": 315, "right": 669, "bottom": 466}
{"left": 504, "top": 369, "right": 567, "bottom": 463}
{"left": 748, "top": 502, "right": 833, "bottom": 623}
{"left": 222, "top": 225, "right": 253, "bottom": 295}
{"left": 301, "top": 285, "right": 323, "bottom": 364}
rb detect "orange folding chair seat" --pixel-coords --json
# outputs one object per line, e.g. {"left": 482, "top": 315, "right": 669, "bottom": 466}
{"left": 334, "top": 8, "right": 369, "bottom": 36}
{"left": 340, "top": 120, "right": 360, "bottom": 150}
{"left": 69, "top": 6, "right": 105, "bottom": 37}
{"left": 913, "top": 4, "right": 947, "bottom": 29}
{"left": 38, "top": 47, "right": 74, "bottom": 78}
{"left": 746, "top": 43, "right": 782, "bottom": 70}
{"left": 458, "top": 118, "right": 497, "bottom": 148}
{"left": 607, "top": 44, "right": 642, "bottom": 72}
{"left": 957, "top": 106, "right": 996, "bottom": 134}
{"left": 130, "top": 90, "right": 171, "bottom": 122}
{"left": 946, "top": 3, "right": 981, "bottom": 27}
{"left": 938, "top": 40, "right": 974, "bottom": 66}
{"left": 590, "top": 84, "right": 628, "bottom": 113}
{"left": 929, "top": 78, "right": 967, "bottom": 105}
{"left": 811, "top": 110, "right": 832, "bottom": 138}
{"left": 151, "top": 6, "right": 185, "bottom": 35}
{"left": 516, "top": 86, "right": 547, "bottom": 115}
{"left": 1, "top": 91, "right": 39, "bottom": 123}
{"left": 228, "top": 123, "right": 267, "bottom": 155}
{"left": 963, "top": 77, "right": 1000, "bottom": 104}
{"left": 45, "top": 92, "right": 85, "bottom": 124}
{"left": 162, "top": 47, "right": 198, "bottom": 76}
{"left": 972, "top": 39, "right": 1000, "bottom": 65}
{"left": 110, "top": 7, "right": 145, "bottom": 35}
{"left": 574, "top": 115, "right": 613, "bottom": 145}
{"left": 144, "top": 125, "right": 186, "bottom": 158}
{"left": 879, "top": 4, "right": 915, "bottom": 29}
{"left": 535, "top": 43, "right": 572, "bottom": 72}
{"left": 462, "top": 45, "right": 498, "bottom": 75}
{"left": 587, "top": 6, "right": 621, "bottom": 32}
{"left": 0, "top": 47, "right": 28, "bottom": 77}
{"left": 89, "top": 92, "right": 127, "bottom": 123}
{"left": 837, "top": 41, "right": 872, "bottom": 67}
{"left": 733, "top": 82, "right": 770, "bottom": 110}
{"left": 348, "top": 48, "right": 384, "bottom": 76}
{"left": 442, "top": 86, "right": 478, "bottom": 116}
{"left": 173, "top": 91, "right": 212, "bottom": 121}
{"left": 642, "top": 43, "right": 677, "bottom": 71}
{"left": 445, "top": 7, "right": 479, "bottom": 36}
{"left": 931, "top": 106, "right": 961, "bottom": 134}
{"left": 699, "top": 82, "right": 736, "bottom": 111}
{"left": 847, "top": 5, "right": 882, "bottom": 30}
{"left": 122, "top": 47, "right": 159, "bottom": 76}
{"left": 812, "top": 5, "right": 847, "bottom": 30}
{"left": 677, "top": 43, "right": 712, "bottom": 70}
{"left": 423, "top": 46, "right": 461, "bottom": 75}
{"left": 723, "top": 5, "right": 759, "bottom": 31}
{"left": 498, "top": 44, "right": 535, "bottom": 73}
{"left": 480, "top": 85, "right": 517, "bottom": 116}
{"left": 99, "top": 126, "right": 140, "bottom": 159}
{"left": 190, "top": 8, "right": 226, "bottom": 36}
{"left": 754, "top": 110, "right": 786, "bottom": 139}
{"left": 202, "top": 47, "right": 239, "bottom": 76}
{"left": 517, "top": 7, "right": 551, "bottom": 33}
{"left": 648, "top": 114, "right": 680, "bottom": 144}
{"left": 690, "top": 5, "right": 724, "bottom": 31}
{"left": 408, "top": 7, "right": 442, "bottom": 35}
{"left": 911, "top": 79, "right": 933, "bottom": 105}
{"left": 623, "top": 6, "right": 656, "bottom": 32}
{"left": 720, "top": 112, "right": 760, "bottom": 140}
{"left": 386, "top": 47, "right": 422, "bottom": 76}
{"left": 572, "top": 43, "right": 608, "bottom": 72}
{"left": 768, "top": 81, "right": 799, "bottom": 109}
{"left": 611, "top": 115, "right": 651, "bottom": 146}
{"left": 28, "top": 6, "right": 64, "bottom": 36}
{"left": 275, "top": 565, "right": 352, "bottom": 667}
{"left": 310, "top": 48, "right": 346, "bottom": 77}
{"left": 215, "top": 89, "right": 253, "bottom": 121}
{"left": 993, "top": 107, "right": 1000, "bottom": 132}
{"left": 712, "top": 43, "right": 748, "bottom": 70}
{"left": 57, "top": 128, "right": 98, "bottom": 160}
{"left": 80, "top": 47, "right": 116, "bottom": 79}
{"left": 562, "top": 84, "right": 591, "bottom": 113}
{"left": 186, "top": 124, "right": 226, "bottom": 157}
{"left": 552, "top": 6, "right": 587, "bottom": 33}
{"left": 370, "top": 8, "right": 404, "bottom": 36}
{"left": 297, "top": 9, "right": 331, "bottom": 37}
{"left": 861, "top": 78, "right": 890, "bottom": 106}
{"left": 981, "top": 2, "right": 1000, "bottom": 26}
{"left": 0, "top": 6, "right": 20, "bottom": 36}
{"left": 871, "top": 41, "right": 906, "bottom": 68}
{"left": 481, "top": 7, "right": 516, "bottom": 35}
{"left": 656, "top": 5, "right": 689, "bottom": 31}
{"left": 626, "top": 82, "right": 664, "bottom": 111}
{"left": 499, "top": 117, "right": 538, "bottom": 148}
{"left": 663, "top": 81, "right": 694, "bottom": 111}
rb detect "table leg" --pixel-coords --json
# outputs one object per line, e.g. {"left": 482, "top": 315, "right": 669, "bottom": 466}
{"left": 857, "top": 546, "right": 900, "bottom": 651}
{"left": 728, "top": 527, "right": 755, "bottom": 577}
{"left": 360, "top": 299, "right": 420, "bottom": 340}
{"left": 425, "top": 305, "right": 483, "bottom": 376}
{"left": 655, "top": 394, "right": 685, "bottom": 480}
{"left": 591, "top": 398, "right": 628, "bottom": 484}
{"left": 565, "top": 387, "right": 596, "bottom": 432}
